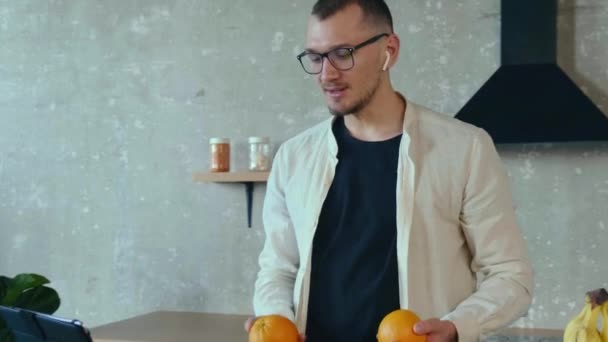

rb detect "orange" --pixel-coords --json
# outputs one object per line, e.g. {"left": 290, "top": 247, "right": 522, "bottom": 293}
{"left": 377, "top": 309, "right": 426, "bottom": 342}
{"left": 248, "top": 315, "right": 299, "bottom": 342}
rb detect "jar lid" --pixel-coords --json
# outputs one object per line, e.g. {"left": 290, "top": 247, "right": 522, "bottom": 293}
{"left": 248, "top": 136, "right": 270, "bottom": 143}
{"left": 209, "top": 137, "right": 230, "bottom": 144}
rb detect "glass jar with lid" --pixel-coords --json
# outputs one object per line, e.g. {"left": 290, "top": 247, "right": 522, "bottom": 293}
{"left": 209, "top": 138, "right": 230, "bottom": 172}
{"left": 248, "top": 137, "right": 271, "bottom": 171}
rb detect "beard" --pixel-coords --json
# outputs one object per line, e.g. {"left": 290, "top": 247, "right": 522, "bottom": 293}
{"left": 327, "top": 73, "right": 382, "bottom": 117}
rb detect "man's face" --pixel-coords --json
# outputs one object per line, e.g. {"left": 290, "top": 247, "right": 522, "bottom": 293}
{"left": 305, "top": 5, "right": 386, "bottom": 116}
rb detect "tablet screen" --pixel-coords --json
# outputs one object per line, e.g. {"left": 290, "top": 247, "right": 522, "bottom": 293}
{"left": 0, "top": 306, "right": 92, "bottom": 342}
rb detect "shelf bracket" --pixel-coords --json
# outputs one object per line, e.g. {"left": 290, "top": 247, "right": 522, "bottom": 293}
{"left": 243, "top": 182, "right": 254, "bottom": 228}
{"left": 192, "top": 171, "right": 269, "bottom": 228}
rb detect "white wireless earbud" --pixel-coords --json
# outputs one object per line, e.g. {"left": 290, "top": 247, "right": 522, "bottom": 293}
{"left": 382, "top": 51, "right": 391, "bottom": 71}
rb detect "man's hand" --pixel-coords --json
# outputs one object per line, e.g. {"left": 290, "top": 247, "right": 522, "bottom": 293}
{"left": 413, "top": 318, "right": 458, "bottom": 342}
{"left": 244, "top": 316, "right": 306, "bottom": 342}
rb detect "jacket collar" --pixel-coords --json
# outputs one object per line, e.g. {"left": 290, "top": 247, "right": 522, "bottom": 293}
{"left": 324, "top": 92, "right": 418, "bottom": 158}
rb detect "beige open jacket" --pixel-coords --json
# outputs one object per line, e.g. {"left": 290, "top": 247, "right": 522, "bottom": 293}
{"left": 253, "top": 101, "right": 534, "bottom": 342}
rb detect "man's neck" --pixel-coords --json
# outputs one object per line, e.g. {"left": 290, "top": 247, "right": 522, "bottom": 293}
{"left": 344, "top": 87, "right": 406, "bottom": 142}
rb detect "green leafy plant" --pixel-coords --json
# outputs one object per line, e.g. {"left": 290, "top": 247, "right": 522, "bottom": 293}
{"left": 0, "top": 273, "right": 61, "bottom": 341}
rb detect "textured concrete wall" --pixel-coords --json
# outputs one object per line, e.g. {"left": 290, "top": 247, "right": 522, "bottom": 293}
{"left": 1, "top": 0, "right": 606, "bottom": 330}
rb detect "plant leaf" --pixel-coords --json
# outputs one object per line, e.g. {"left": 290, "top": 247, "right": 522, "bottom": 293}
{"left": 2, "top": 274, "right": 50, "bottom": 306}
{"left": 11, "top": 274, "right": 50, "bottom": 291}
{"left": 0, "top": 276, "right": 10, "bottom": 302}
{"left": 13, "top": 286, "right": 60, "bottom": 314}
{"left": 0, "top": 316, "right": 14, "bottom": 342}
{"left": 0, "top": 328, "right": 15, "bottom": 342}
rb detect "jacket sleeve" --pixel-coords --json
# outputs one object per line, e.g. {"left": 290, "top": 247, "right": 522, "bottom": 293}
{"left": 442, "top": 129, "right": 534, "bottom": 342}
{"left": 253, "top": 145, "right": 299, "bottom": 322}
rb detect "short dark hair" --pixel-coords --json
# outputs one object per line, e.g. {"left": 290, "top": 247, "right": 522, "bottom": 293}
{"left": 311, "top": 0, "right": 394, "bottom": 33}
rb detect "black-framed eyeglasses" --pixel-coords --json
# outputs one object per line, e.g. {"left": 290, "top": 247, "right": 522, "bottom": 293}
{"left": 296, "top": 33, "right": 390, "bottom": 75}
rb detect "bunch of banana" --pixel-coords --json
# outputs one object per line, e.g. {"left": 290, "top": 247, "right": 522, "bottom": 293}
{"left": 563, "top": 288, "right": 608, "bottom": 342}
{"left": 601, "top": 299, "right": 608, "bottom": 342}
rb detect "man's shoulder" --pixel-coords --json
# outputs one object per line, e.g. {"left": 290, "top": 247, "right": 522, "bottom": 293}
{"left": 411, "top": 102, "right": 490, "bottom": 146}
{"left": 413, "top": 103, "right": 481, "bottom": 135}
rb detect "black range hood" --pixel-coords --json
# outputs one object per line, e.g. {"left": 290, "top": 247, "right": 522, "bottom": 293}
{"left": 455, "top": 0, "right": 608, "bottom": 144}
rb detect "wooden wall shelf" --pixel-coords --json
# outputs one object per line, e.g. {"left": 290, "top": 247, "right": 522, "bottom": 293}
{"left": 193, "top": 171, "right": 270, "bottom": 228}
{"left": 192, "top": 171, "right": 269, "bottom": 183}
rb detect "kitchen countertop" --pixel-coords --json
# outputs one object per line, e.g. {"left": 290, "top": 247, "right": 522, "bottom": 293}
{"left": 485, "top": 327, "right": 563, "bottom": 342}
{"left": 91, "top": 311, "right": 563, "bottom": 342}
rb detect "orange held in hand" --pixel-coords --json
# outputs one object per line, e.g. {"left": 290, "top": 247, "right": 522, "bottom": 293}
{"left": 377, "top": 309, "right": 426, "bottom": 342}
{"left": 248, "top": 315, "right": 300, "bottom": 342}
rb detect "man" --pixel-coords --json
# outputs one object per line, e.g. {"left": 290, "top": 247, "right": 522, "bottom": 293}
{"left": 246, "top": 1, "right": 534, "bottom": 341}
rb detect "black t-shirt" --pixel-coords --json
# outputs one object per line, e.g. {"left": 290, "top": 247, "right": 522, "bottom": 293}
{"left": 305, "top": 117, "right": 402, "bottom": 342}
